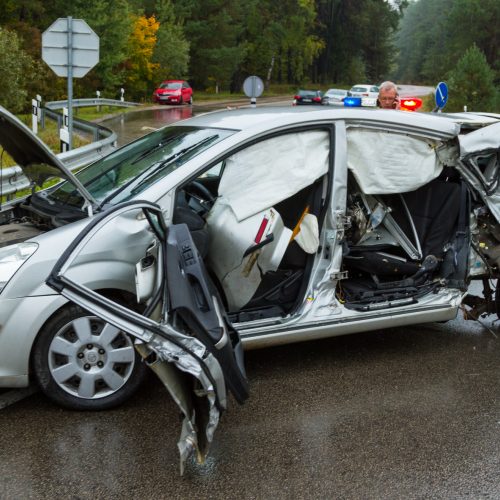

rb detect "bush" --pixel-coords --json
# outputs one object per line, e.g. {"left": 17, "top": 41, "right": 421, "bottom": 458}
{"left": 0, "top": 28, "right": 34, "bottom": 113}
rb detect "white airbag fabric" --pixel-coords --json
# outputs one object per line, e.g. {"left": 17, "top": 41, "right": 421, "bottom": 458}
{"left": 347, "top": 128, "right": 443, "bottom": 194}
{"left": 218, "top": 130, "right": 329, "bottom": 221}
{"left": 294, "top": 213, "right": 319, "bottom": 254}
{"left": 206, "top": 203, "right": 293, "bottom": 310}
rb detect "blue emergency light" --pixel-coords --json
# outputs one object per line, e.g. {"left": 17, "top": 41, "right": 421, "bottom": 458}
{"left": 344, "top": 97, "right": 362, "bottom": 107}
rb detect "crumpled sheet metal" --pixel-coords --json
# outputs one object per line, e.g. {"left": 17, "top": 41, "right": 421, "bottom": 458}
{"left": 136, "top": 334, "right": 226, "bottom": 475}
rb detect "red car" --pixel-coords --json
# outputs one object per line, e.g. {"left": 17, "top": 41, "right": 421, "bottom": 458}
{"left": 152, "top": 80, "right": 193, "bottom": 105}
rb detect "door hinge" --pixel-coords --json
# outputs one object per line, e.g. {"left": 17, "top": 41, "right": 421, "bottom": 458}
{"left": 336, "top": 212, "right": 352, "bottom": 229}
{"left": 330, "top": 270, "right": 348, "bottom": 280}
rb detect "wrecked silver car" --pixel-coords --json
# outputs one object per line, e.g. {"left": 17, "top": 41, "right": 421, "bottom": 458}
{"left": 1, "top": 105, "right": 500, "bottom": 469}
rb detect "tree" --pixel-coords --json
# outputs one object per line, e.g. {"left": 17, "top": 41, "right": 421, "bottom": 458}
{"left": 181, "top": 0, "right": 247, "bottom": 90}
{"left": 71, "top": 0, "right": 134, "bottom": 95}
{"left": 124, "top": 15, "right": 160, "bottom": 97}
{"left": 446, "top": 44, "right": 498, "bottom": 112}
{"left": 0, "top": 27, "right": 35, "bottom": 112}
{"left": 240, "top": 0, "right": 323, "bottom": 87}
{"left": 395, "top": 0, "right": 453, "bottom": 83}
{"left": 395, "top": 0, "right": 499, "bottom": 85}
{"left": 151, "top": 0, "right": 190, "bottom": 82}
{"left": 315, "top": 0, "right": 402, "bottom": 84}
{"left": 445, "top": 0, "right": 500, "bottom": 75}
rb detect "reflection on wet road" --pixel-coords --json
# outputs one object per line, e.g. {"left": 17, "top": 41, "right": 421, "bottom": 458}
{"left": 1, "top": 312, "right": 498, "bottom": 498}
{"left": 102, "top": 105, "right": 220, "bottom": 146}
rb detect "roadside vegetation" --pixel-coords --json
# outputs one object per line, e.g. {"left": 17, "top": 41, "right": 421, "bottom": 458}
{"left": 1, "top": 0, "right": 496, "bottom": 115}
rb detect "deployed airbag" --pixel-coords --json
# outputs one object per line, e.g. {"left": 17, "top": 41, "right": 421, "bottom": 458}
{"left": 217, "top": 130, "right": 329, "bottom": 221}
{"left": 347, "top": 128, "right": 443, "bottom": 194}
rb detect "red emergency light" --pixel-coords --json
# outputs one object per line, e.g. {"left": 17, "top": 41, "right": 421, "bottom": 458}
{"left": 400, "top": 97, "right": 423, "bottom": 112}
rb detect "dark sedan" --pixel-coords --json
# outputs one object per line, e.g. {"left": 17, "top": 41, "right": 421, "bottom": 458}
{"left": 294, "top": 89, "right": 323, "bottom": 105}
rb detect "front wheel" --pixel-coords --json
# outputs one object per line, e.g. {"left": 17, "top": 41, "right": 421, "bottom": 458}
{"left": 33, "top": 305, "right": 148, "bottom": 410}
{"left": 188, "top": 95, "right": 193, "bottom": 105}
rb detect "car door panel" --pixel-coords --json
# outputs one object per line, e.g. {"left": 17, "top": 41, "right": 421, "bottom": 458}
{"left": 46, "top": 201, "right": 248, "bottom": 473}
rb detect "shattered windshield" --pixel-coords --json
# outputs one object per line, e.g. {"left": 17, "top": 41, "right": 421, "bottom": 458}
{"left": 45, "top": 126, "right": 234, "bottom": 208}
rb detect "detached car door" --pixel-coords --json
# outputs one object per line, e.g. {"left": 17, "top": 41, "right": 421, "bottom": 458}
{"left": 46, "top": 200, "right": 249, "bottom": 473}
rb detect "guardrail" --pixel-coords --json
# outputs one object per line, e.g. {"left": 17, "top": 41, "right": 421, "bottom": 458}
{"left": 44, "top": 98, "right": 140, "bottom": 110}
{"left": 1, "top": 107, "right": 121, "bottom": 200}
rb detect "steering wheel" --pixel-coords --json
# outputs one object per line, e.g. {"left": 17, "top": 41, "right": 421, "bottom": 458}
{"left": 183, "top": 180, "right": 216, "bottom": 215}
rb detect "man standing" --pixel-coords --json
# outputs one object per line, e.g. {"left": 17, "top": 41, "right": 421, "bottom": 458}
{"left": 377, "top": 81, "right": 400, "bottom": 109}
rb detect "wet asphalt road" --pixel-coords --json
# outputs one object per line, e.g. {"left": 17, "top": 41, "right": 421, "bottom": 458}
{"left": 1, "top": 312, "right": 499, "bottom": 499}
{"left": 1, "top": 101, "right": 499, "bottom": 498}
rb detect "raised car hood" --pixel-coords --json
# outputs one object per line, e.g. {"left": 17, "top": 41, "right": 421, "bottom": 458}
{"left": 0, "top": 105, "right": 96, "bottom": 206}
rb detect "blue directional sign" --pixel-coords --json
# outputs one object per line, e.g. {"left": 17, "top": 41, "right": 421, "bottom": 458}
{"left": 435, "top": 81, "right": 448, "bottom": 109}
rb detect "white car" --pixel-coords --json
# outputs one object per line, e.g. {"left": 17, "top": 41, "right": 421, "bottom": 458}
{"left": 0, "top": 107, "right": 500, "bottom": 468}
{"left": 348, "top": 84, "right": 380, "bottom": 106}
{"left": 321, "top": 88, "right": 348, "bottom": 105}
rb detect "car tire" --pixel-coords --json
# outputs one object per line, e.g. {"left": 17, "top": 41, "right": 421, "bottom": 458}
{"left": 33, "top": 304, "right": 148, "bottom": 411}
{"left": 188, "top": 95, "right": 193, "bottom": 105}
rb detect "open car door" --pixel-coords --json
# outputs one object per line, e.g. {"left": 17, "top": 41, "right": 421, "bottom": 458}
{"left": 46, "top": 200, "right": 249, "bottom": 473}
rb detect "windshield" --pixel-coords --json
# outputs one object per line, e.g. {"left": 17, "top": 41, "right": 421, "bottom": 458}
{"left": 45, "top": 126, "right": 234, "bottom": 208}
{"left": 299, "top": 90, "right": 319, "bottom": 97}
{"left": 160, "top": 82, "right": 182, "bottom": 89}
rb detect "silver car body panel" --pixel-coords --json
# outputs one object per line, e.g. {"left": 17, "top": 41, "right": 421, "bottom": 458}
{"left": 0, "top": 107, "right": 497, "bottom": 388}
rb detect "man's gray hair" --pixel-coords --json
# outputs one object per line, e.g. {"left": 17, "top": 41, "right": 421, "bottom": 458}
{"left": 379, "top": 81, "right": 398, "bottom": 93}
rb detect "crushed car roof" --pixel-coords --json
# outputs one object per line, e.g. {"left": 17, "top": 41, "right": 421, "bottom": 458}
{"left": 176, "top": 106, "right": 464, "bottom": 137}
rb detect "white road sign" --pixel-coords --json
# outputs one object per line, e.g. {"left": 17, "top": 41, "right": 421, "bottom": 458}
{"left": 42, "top": 18, "right": 99, "bottom": 78}
{"left": 243, "top": 76, "right": 264, "bottom": 98}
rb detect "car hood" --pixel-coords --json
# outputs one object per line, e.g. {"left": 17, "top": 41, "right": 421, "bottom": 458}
{"left": 0, "top": 105, "right": 96, "bottom": 206}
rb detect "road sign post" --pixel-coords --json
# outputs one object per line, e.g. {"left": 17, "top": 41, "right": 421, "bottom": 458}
{"left": 434, "top": 81, "right": 448, "bottom": 112}
{"left": 60, "top": 107, "right": 70, "bottom": 152}
{"left": 42, "top": 18, "right": 99, "bottom": 150}
{"left": 31, "top": 99, "right": 38, "bottom": 134}
{"left": 243, "top": 76, "right": 264, "bottom": 107}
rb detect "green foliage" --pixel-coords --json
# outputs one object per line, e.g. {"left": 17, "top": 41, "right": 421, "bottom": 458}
{"left": 182, "top": 0, "right": 247, "bottom": 90}
{"left": 445, "top": 44, "right": 498, "bottom": 112}
{"left": 71, "top": 0, "right": 134, "bottom": 93}
{"left": 314, "top": 0, "right": 403, "bottom": 84}
{"left": 5, "top": 0, "right": 497, "bottom": 107}
{"left": 345, "top": 56, "right": 367, "bottom": 84}
{"left": 395, "top": 0, "right": 499, "bottom": 91}
{"left": 152, "top": 0, "right": 190, "bottom": 82}
{"left": 0, "top": 27, "right": 34, "bottom": 112}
